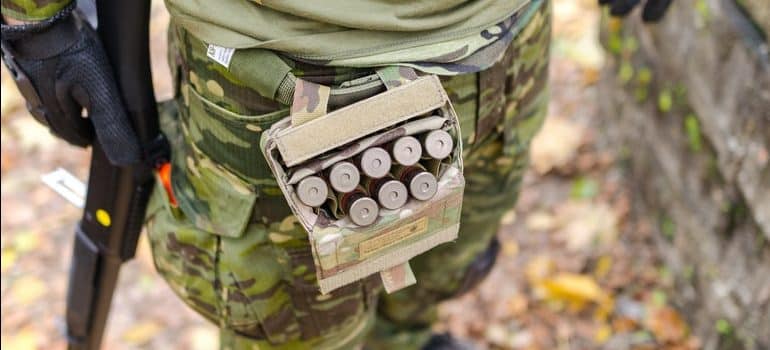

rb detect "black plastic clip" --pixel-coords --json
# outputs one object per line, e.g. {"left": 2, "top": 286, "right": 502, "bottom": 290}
{"left": 143, "top": 133, "right": 170, "bottom": 169}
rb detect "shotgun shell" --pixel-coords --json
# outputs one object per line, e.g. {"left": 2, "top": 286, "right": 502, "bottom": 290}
{"left": 393, "top": 165, "right": 438, "bottom": 201}
{"left": 363, "top": 176, "right": 408, "bottom": 210}
{"left": 388, "top": 136, "right": 422, "bottom": 166}
{"left": 296, "top": 176, "right": 328, "bottom": 207}
{"left": 420, "top": 129, "right": 454, "bottom": 160}
{"left": 338, "top": 188, "right": 379, "bottom": 226}
{"left": 355, "top": 147, "right": 392, "bottom": 178}
{"left": 325, "top": 161, "right": 360, "bottom": 193}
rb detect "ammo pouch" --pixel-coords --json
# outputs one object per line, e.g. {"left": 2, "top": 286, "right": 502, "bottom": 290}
{"left": 261, "top": 67, "right": 465, "bottom": 294}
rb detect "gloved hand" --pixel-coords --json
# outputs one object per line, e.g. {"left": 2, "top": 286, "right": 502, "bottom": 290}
{"left": 599, "top": 0, "right": 673, "bottom": 22}
{"left": 1, "top": 3, "right": 141, "bottom": 166}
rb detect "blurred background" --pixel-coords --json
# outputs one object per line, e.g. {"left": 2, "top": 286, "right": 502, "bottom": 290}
{"left": 1, "top": 0, "right": 768, "bottom": 349}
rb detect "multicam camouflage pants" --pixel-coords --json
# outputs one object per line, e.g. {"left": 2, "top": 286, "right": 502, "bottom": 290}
{"left": 144, "top": 4, "right": 550, "bottom": 349}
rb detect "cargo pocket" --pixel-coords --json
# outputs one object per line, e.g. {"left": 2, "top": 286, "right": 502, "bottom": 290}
{"left": 217, "top": 224, "right": 303, "bottom": 344}
{"left": 181, "top": 83, "right": 289, "bottom": 181}
{"left": 172, "top": 83, "right": 289, "bottom": 238}
{"left": 145, "top": 99, "right": 242, "bottom": 326}
{"left": 145, "top": 194, "right": 222, "bottom": 325}
{"left": 147, "top": 97, "right": 306, "bottom": 345}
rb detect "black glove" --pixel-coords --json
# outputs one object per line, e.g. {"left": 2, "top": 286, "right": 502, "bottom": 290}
{"left": 1, "top": 3, "right": 141, "bottom": 166}
{"left": 599, "top": 0, "right": 673, "bottom": 22}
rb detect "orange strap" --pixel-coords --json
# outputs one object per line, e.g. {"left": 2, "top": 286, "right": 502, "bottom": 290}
{"left": 157, "top": 162, "right": 177, "bottom": 207}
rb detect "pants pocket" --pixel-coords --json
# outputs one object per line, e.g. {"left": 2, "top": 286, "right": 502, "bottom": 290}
{"left": 181, "top": 83, "right": 288, "bottom": 181}
{"left": 170, "top": 83, "right": 290, "bottom": 238}
{"left": 145, "top": 201, "right": 222, "bottom": 325}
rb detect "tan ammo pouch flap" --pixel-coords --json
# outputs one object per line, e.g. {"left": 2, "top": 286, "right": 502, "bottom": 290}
{"left": 275, "top": 76, "right": 448, "bottom": 167}
{"left": 261, "top": 67, "right": 465, "bottom": 294}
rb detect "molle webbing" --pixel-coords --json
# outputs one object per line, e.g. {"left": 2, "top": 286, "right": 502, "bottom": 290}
{"left": 275, "top": 75, "right": 448, "bottom": 167}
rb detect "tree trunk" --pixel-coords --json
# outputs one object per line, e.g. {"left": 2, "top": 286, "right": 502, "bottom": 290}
{"left": 597, "top": 0, "right": 770, "bottom": 349}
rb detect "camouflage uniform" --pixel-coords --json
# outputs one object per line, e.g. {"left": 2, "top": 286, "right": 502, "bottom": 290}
{"left": 2, "top": 0, "right": 551, "bottom": 349}
{"left": 0, "top": 0, "right": 72, "bottom": 21}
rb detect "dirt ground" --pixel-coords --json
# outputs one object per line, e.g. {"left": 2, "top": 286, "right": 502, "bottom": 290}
{"left": 1, "top": 1, "right": 701, "bottom": 349}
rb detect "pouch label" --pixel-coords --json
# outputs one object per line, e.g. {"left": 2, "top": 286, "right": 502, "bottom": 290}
{"left": 360, "top": 217, "right": 428, "bottom": 257}
{"left": 207, "top": 44, "right": 235, "bottom": 68}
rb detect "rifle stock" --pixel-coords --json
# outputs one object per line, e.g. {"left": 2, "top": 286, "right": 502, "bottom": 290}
{"left": 65, "top": 1, "right": 163, "bottom": 349}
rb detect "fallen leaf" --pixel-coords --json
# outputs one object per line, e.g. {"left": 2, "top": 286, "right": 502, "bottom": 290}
{"left": 485, "top": 323, "right": 508, "bottom": 346}
{"left": 122, "top": 321, "right": 162, "bottom": 345}
{"left": 485, "top": 323, "right": 532, "bottom": 349}
{"left": 612, "top": 316, "right": 639, "bottom": 333}
{"left": 540, "top": 273, "right": 613, "bottom": 313}
{"left": 526, "top": 211, "right": 557, "bottom": 231}
{"left": 9, "top": 275, "right": 47, "bottom": 306}
{"left": 500, "top": 210, "right": 517, "bottom": 225}
{"left": 506, "top": 293, "right": 529, "bottom": 316}
{"left": 187, "top": 325, "right": 218, "bottom": 350}
{"left": 595, "top": 323, "right": 612, "bottom": 344}
{"left": 650, "top": 289, "right": 668, "bottom": 308}
{"left": 502, "top": 240, "right": 519, "bottom": 257}
{"left": 1, "top": 248, "right": 18, "bottom": 272}
{"left": 509, "top": 330, "right": 534, "bottom": 349}
{"left": 582, "top": 68, "right": 601, "bottom": 86}
{"left": 13, "top": 231, "right": 41, "bottom": 253}
{"left": 529, "top": 116, "right": 585, "bottom": 175}
{"left": 645, "top": 306, "right": 689, "bottom": 344}
{"left": 594, "top": 255, "right": 613, "bottom": 280}
{"left": 554, "top": 201, "right": 619, "bottom": 251}
{"left": 525, "top": 255, "right": 556, "bottom": 285}
{"left": 1, "top": 327, "right": 43, "bottom": 350}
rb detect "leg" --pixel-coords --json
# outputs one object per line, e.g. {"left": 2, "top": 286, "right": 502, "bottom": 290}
{"left": 367, "top": 4, "right": 552, "bottom": 348}
{"left": 146, "top": 26, "right": 382, "bottom": 350}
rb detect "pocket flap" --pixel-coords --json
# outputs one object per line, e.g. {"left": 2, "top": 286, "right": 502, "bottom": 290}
{"left": 275, "top": 75, "right": 448, "bottom": 167}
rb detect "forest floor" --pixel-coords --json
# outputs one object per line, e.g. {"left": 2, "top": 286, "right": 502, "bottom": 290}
{"left": 1, "top": 1, "right": 701, "bottom": 349}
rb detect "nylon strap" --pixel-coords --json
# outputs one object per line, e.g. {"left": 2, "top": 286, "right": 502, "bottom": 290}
{"left": 290, "top": 79, "right": 330, "bottom": 126}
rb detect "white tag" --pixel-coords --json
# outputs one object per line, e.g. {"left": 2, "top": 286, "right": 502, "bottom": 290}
{"left": 206, "top": 44, "right": 235, "bottom": 68}
{"left": 41, "top": 168, "right": 86, "bottom": 208}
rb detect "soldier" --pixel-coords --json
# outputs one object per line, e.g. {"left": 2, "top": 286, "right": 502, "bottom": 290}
{"left": 1, "top": 0, "right": 671, "bottom": 349}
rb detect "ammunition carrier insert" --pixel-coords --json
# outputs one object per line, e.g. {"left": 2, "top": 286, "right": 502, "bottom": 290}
{"left": 261, "top": 68, "right": 465, "bottom": 294}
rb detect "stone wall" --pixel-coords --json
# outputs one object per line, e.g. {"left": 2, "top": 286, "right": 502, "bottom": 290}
{"left": 597, "top": 0, "right": 770, "bottom": 348}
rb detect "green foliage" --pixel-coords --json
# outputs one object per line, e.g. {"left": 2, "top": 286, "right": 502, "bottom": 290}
{"left": 651, "top": 289, "right": 668, "bottom": 307}
{"left": 695, "top": 0, "right": 711, "bottom": 23}
{"left": 658, "top": 89, "right": 673, "bottom": 112}
{"left": 715, "top": 319, "right": 732, "bottom": 335}
{"left": 682, "top": 265, "right": 695, "bottom": 282}
{"left": 623, "top": 36, "right": 639, "bottom": 54}
{"left": 608, "top": 33, "right": 623, "bottom": 55}
{"left": 618, "top": 62, "right": 634, "bottom": 84}
{"left": 571, "top": 177, "right": 599, "bottom": 199}
{"left": 636, "top": 67, "right": 652, "bottom": 85}
{"left": 684, "top": 114, "right": 703, "bottom": 152}
{"left": 661, "top": 216, "right": 676, "bottom": 241}
{"left": 635, "top": 87, "right": 649, "bottom": 102}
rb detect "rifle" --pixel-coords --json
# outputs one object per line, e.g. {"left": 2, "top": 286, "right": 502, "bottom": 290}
{"left": 65, "top": 0, "right": 166, "bottom": 349}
